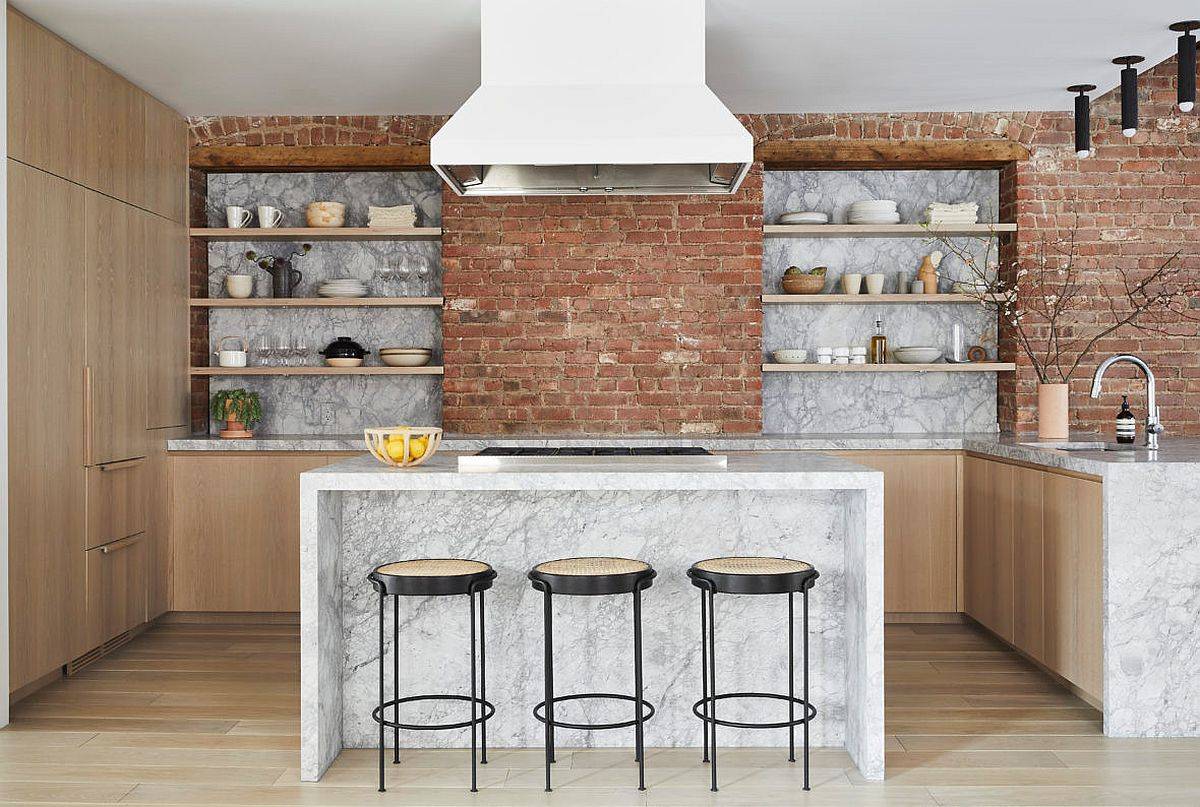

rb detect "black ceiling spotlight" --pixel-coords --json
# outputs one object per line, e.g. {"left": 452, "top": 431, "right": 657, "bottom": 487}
{"left": 1170, "top": 21, "right": 1199, "bottom": 113}
{"left": 1113, "top": 55, "right": 1145, "bottom": 137}
{"left": 1068, "top": 84, "right": 1097, "bottom": 157}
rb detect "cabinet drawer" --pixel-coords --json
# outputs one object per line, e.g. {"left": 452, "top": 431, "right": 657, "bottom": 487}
{"left": 86, "top": 457, "right": 147, "bottom": 550}
{"left": 85, "top": 533, "right": 148, "bottom": 649}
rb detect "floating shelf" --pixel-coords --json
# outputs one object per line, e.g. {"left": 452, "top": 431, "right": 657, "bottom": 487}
{"left": 763, "top": 223, "right": 1016, "bottom": 238}
{"left": 189, "top": 227, "right": 441, "bottom": 241}
{"left": 190, "top": 366, "right": 444, "bottom": 376}
{"left": 190, "top": 296, "right": 443, "bottom": 308}
{"left": 762, "top": 293, "right": 1006, "bottom": 304}
{"left": 763, "top": 362, "right": 1015, "bottom": 373}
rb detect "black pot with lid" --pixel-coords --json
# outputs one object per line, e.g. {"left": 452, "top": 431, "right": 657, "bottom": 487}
{"left": 319, "top": 336, "right": 370, "bottom": 359}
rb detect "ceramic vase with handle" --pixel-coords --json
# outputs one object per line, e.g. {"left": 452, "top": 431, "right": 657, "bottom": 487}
{"left": 1037, "top": 383, "right": 1070, "bottom": 440}
{"left": 264, "top": 258, "right": 303, "bottom": 298}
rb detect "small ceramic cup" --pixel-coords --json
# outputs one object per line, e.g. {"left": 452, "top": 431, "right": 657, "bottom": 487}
{"left": 865, "top": 273, "right": 886, "bottom": 295}
{"left": 841, "top": 273, "right": 863, "bottom": 294}
{"left": 910, "top": 280, "right": 925, "bottom": 294}
{"left": 225, "top": 206, "right": 252, "bottom": 228}
{"left": 257, "top": 205, "right": 283, "bottom": 228}
{"left": 225, "top": 274, "right": 254, "bottom": 299}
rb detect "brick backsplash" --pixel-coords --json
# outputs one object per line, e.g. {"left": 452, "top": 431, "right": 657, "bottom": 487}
{"left": 190, "top": 54, "right": 1200, "bottom": 435}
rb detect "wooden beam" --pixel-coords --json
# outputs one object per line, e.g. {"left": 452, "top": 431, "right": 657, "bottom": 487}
{"left": 189, "top": 145, "right": 431, "bottom": 172}
{"left": 755, "top": 139, "right": 1030, "bottom": 170}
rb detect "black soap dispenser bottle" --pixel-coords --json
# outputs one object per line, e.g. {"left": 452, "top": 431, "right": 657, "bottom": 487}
{"left": 1116, "top": 395, "right": 1136, "bottom": 444}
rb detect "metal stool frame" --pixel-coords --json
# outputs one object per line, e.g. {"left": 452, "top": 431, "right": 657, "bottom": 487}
{"left": 688, "top": 565, "right": 819, "bottom": 793}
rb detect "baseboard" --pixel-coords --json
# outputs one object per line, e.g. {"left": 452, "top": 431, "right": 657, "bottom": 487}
{"left": 156, "top": 611, "right": 300, "bottom": 625}
{"left": 9, "top": 667, "right": 64, "bottom": 705}
{"left": 885, "top": 611, "right": 966, "bottom": 624}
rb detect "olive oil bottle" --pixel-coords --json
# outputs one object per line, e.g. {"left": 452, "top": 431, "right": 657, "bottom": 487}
{"left": 869, "top": 317, "right": 888, "bottom": 364}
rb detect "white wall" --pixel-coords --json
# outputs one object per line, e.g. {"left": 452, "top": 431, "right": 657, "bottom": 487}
{"left": 1, "top": 4, "right": 11, "bottom": 726}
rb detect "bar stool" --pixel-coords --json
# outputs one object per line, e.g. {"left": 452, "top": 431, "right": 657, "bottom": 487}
{"left": 367, "top": 558, "right": 497, "bottom": 793}
{"left": 687, "top": 556, "right": 819, "bottom": 792}
{"left": 528, "top": 556, "right": 657, "bottom": 792}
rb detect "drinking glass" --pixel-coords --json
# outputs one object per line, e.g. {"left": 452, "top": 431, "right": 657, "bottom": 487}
{"left": 252, "top": 335, "right": 271, "bottom": 367}
{"left": 275, "top": 335, "right": 291, "bottom": 367}
{"left": 291, "top": 336, "right": 308, "bottom": 367}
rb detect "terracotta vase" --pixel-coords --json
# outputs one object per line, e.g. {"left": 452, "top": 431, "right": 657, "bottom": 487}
{"left": 1037, "top": 383, "right": 1070, "bottom": 440}
{"left": 218, "top": 404, "right": 254, "bottom": 439}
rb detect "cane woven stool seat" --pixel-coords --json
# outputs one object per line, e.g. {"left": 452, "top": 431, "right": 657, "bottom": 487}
{"left": 529, "top": 556, "right": 655, "bottom": 596}
{"left": 369, "top": 558, "right": 496, "bottom": 596}
{"left": 689, "top": 556, "right": 817, "bottom": 595}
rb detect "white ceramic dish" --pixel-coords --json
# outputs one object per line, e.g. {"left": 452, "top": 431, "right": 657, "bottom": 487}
{"left": 772, "top": 349, "right": 809, "bottom": 364}
{"left": 893, "top": 346, "right": 943, "bottom": 364}
{"left": 325, "top": 357, "right": 364, "bottom": 368}
{"left": 779, "top": 211, "right": 829, "bottom": 225}
{"left": 380, "top": 353, "right": 432, "bottom": 367}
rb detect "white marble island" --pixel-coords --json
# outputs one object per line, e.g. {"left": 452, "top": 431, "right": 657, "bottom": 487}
{"left": 299, "top": 451, "right": 885, "bottom": 782}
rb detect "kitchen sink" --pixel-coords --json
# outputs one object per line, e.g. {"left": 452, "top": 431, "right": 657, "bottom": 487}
{"left": 1018, "top": 441, "right": 1132, "bottom": 452}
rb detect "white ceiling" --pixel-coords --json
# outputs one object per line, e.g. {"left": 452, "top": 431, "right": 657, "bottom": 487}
{"left": 11, "top": 0, "right": 1198, "bottom": 116}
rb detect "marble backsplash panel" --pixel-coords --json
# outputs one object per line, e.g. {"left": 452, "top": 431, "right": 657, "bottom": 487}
{"left": 338, "top": 488, "right": 850, "bottom": 749}
{"left": 204, "top": 172, "right": 443, "bottom": 434}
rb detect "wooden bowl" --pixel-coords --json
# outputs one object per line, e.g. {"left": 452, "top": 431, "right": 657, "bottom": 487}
{"left": 781, "top": 274, "right": 826, "bottom": 294}
{"left": 364, "top": 426, "right": 443, "bottom": 468}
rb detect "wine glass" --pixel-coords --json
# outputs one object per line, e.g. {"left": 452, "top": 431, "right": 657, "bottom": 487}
{"left": 291, "top": 335, "right": 308, "bottom": 367}
{"left": 275, "top": 335, "right": 291, "bottom": 367}
{"left": 252, "top": 335, "right": 271, "bottom": 367}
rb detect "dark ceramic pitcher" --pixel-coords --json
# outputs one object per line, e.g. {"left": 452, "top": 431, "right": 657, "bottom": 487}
{"left": 264, "top": 258, "right": 303, "bottom": 298}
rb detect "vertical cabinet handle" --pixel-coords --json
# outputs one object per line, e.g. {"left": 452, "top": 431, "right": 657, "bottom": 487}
{"left": 84, "top": 365, "right": 94, "bottom": 466}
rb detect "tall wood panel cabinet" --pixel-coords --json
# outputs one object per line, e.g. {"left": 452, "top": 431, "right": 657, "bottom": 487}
{"left": 8, "top": 8, "right": 189, "bottom": 695}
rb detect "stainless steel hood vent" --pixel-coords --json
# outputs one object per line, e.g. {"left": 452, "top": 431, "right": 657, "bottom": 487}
{"left": 431, "top": 1, "right": 753, "bottom": 197}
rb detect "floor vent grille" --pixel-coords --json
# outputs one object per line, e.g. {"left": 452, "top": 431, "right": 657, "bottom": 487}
{"left": 66, "top": 631, "right": 133, "bottom": 676}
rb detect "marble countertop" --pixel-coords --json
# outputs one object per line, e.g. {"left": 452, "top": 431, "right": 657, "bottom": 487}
{"left": 300, "top": 450, "right": 883, "bottom": 492}
{"left": 171, "top": 431, "right": 1200, "bottom": 477}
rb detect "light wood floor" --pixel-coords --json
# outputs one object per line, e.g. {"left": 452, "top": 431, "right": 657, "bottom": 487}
{"left": 4, "top": 621, "right": 1200, "bottom": 805}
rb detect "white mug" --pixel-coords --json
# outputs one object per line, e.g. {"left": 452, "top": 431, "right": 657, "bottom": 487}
{"left": 225, "top": 274, "right": 254, "bottom": 299}
{"left": 865, "top": 273, "right": 886, "bottom": 295}
{"left": 225, "top": 206, "right": 252, "bottom": 228}
{"left": 257, "top": 205, "right": 283, "bottom": 228}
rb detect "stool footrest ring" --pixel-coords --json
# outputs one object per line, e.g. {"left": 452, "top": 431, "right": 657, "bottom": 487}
{"left": 692, "top": 692, "right": 817, "bottom": 730}
{"left": 371, "top": 694, "right": 495, "bottom": 732}
{"left": 533, "top": 693, "right": 656, "bottom": 731}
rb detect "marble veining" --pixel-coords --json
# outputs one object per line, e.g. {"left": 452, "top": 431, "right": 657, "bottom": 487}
{"left": 300, "top": 453, "right": 886, "bottom": 782}
{"left": 204, "top": 171, "right": 443, "bottom": 434}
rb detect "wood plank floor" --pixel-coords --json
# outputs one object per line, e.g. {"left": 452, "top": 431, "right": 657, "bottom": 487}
{"left": 5, "top": 621, "right": 1200, "bottom": 805}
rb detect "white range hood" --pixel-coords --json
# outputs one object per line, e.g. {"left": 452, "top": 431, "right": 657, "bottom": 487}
{"left": 431, "top": 0, "right": 753, "bottom": 196}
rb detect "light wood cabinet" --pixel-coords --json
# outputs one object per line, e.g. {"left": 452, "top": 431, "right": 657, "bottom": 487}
{"left": 144, "top": 213, "right": 190, "bottom": 428}
{"left": 84, "top": 192, "right": 149, "bottom": 464}
{"left": 142, "top": 95, "right": 188, "bottom": 223}
{"left": 7, "top": 160, "right": 89, "bottom": 691}
{"left": 85, "top": 458, "right": 148, "bottom": 551}
{"left": 837, "top": 452, "right": 959, "bottom": 613}
{"left": 170, "top": 454, "right": 360, "bottom": 612}
{"left": 82, "top": 57, "right": 147, "bottom": 209}
{"left": 963, "top": 454, "right": 1102, "bottom": 700}
{"left": 146, "top": 427, "right": 191, "bottom": 620}
{"left": 84, "top": 534, "right": 149, "bottom": 650}
{"left": 1043, "top": 472, "right": 1103, "bottom": 697}
{"left": 6, "top": 9, "right": 87, "bottom": 183}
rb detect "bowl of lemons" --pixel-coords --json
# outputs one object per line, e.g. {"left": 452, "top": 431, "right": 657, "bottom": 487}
{"left": 364, "top": 426, "right": 443, "bottom": 468}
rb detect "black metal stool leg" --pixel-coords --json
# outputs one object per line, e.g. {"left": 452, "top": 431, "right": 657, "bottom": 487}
{"left": 542, "top": 587, "right": 554, "bottom": 792}
{"left": 700, "top": 588, "right": 710, "bottom": 763}
{"left": 633, "top": 585, "right": 646, "bottom": 790}
{"left": 469, "top": 591, "right": 479, "bottom": 793}
{"left": 393, "top": 595, "right": 400, "bottom": 765}
{"left": 788, "top": 590, "right": 796, "bottom": 763}
{"left": 707, "top": 588, "right": 718, "bottom": 793}
{"left": 377, "top": 590, "right": 386, "bottom": 793}
{"left": 479, "top": 588, "right": 488, "bottom": 765}
{"left": 803, "top": 585, "right": 810, "bottom": 791}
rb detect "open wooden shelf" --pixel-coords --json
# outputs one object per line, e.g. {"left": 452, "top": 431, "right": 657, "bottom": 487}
{"left": 762, "top": 293, "right": 1006, "bottom": 304}
{"left": 190, "top": 296, "right": 443, "bottom": 308}
{"left": 190, "top": 227, "right": 441, "bottom": 241}
{"left": 190, "top": 366, "right": 444, "bottom": 376}
{"left": 763, "top": 362, "right": 1015, "bottom": 373}
{"left": 763, "top": 223, "right": 1016, "bottom": 238}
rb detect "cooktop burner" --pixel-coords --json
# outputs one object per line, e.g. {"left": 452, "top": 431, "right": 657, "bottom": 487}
{"left": 458, "top": 445, "right": 727, "bottom": 471}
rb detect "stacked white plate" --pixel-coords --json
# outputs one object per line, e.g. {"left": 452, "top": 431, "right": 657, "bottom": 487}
{"left": 317, "top": 278, "right": 368, "bottom": 298}
{"left": 848, "top": 199, "right": 900, "bottom": 225}
{"left": 778, "top": 211, "right": 829, "bottom": 225}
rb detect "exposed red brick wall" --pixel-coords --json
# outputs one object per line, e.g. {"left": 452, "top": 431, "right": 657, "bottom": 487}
{"left": 440, "top": 170, "right": 764, "bottom": 434}
{"left": 190, "top": 60, "right": 1200, "bottom": 435}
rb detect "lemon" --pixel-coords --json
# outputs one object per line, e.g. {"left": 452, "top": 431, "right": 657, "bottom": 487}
{"left": 386, "top": 440, "right": 407, "bottom": 462}
{"left": 409, "top": 436, "right": 429, "bottom": 459}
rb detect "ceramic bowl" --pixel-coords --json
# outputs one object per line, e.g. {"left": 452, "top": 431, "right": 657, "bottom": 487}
{"left": 325, "top": 357, "right": 364, "bottom": 368}
{"left": 306, "top": 201, "right": 346, "bottom": 228}
{"left": 893, "top": 346, "right": 943, "bottom": 364}
{"left": 781, "top": 274, "right": 825, "bottom": 294}
{"left": 772, "top": 349, "right": 809, "bottom": 364}
{"left": 379, "top": 349, "right": 432, "bottom": 367}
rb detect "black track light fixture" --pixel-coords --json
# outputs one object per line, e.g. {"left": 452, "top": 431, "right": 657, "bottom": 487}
{"left": 1068, "top": 84, "right": 1097, "bottom": 158}
{"left": 1171, "top": 21, "right": 1199, "bottom": 113}
{"left": 1113, "top": 55, "right": 1145, "bottom": 137}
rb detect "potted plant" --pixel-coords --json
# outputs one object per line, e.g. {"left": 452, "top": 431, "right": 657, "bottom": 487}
{"left": 210, "top": 389, "right": 262, "bottom": 439}
{"left": 930, "top": 217, "right": 1196, "bottom": 439}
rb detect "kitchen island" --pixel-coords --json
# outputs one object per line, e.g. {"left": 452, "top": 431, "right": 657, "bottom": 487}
{"left": 299, "top": 450, "right": 886, "bottom": 782}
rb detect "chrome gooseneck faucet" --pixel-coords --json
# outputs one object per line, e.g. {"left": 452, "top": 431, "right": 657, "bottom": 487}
{"left": 1090, "top": 354, "right": 1164, "bottom": 449}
